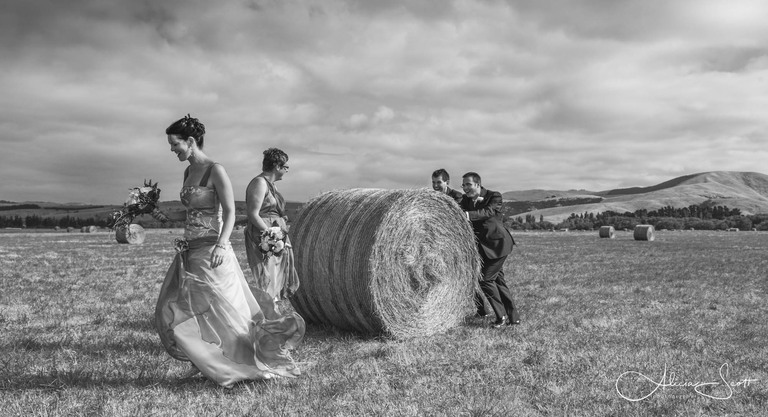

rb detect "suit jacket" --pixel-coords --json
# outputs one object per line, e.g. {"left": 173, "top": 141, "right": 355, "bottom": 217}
{"left": 446, "top": 187, "right": 464, "bottom": 204}
{"left": 460, "top": 187, "right": 515, "bottom": 260}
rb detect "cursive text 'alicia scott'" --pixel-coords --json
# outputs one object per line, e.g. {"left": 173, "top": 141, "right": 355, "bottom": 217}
{"left": 615, "top": 363, "right": 757, "bottom": 401}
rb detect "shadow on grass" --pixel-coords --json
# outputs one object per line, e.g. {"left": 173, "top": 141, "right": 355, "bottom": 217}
{"left": 303, "top": 321, "right": 389, "bottom": 342}
{"left": 302, "top": 315, "right": 491, "bottom": 341}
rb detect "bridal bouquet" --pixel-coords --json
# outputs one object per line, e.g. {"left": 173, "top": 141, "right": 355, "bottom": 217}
{"left": 259, "top": 226, "right": 289, "bottom": 260}
{"left": 108, "top": 180, "right": 167, "bottom": 229}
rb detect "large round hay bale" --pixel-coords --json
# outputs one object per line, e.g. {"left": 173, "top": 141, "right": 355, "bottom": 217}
{"left": 115, "top": 224, "right": 146, "bottom": 244}
{"left": 290, "top": 188, "right": 481, "bottom": 339}
{"left": 634, "top": 225, "right": 655, "bottom": 241}
{"left": 599, "top": 226, "right": 615, "bottom": 238}
{"left": 66, "top": 227, "right": 74, "bottom": 233}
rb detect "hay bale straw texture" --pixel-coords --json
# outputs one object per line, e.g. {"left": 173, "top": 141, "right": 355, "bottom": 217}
{"left": 599, "top": 226, "right": 616, "bottom": 238}
{"left": 290, "top": 188, "right": 481, "bottom": 339}
{"left": 115, "top": 224, "right": 146, "bottom": 244}
{"left": 634, "top": 225, "right": 655, "bottom": 241}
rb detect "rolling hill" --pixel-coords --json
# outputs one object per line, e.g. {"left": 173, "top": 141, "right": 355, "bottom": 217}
{"left": 502, "top": 171, "right": 768, "bottom": 224}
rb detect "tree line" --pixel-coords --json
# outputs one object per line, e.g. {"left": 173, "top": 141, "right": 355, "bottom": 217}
{"left": 504, "top": 204, "right": 768, "bottom": 231}
{"left": 4, "top": 203, "right": 766, "bottom": 232}
{"left": 0, "top": 214, "right": 186, "bottom": 229}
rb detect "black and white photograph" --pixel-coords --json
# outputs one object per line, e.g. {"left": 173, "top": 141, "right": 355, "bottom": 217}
{"left": 1, "top": 0, "right": 766, "bottom": 415}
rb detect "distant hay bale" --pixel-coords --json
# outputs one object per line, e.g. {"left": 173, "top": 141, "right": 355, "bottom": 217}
{"left": 599, "top": 226, "right": 615, "bottom": 238}
{"left": 66, "top": 227, "right": 74, "bottom": 233}
{"left": 115, "top": 224, "right": 146, "bottom": 244}
{"left": 290, "top": 188, "right": 480, "bottom": 339}
{"left": 634, "top": 225, "right": 655, "bottom": 241}
{"left": 727, "top": 228, "right": 739, "bottom": 232}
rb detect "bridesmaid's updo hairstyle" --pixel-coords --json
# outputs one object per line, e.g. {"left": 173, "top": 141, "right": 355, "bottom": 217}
{"left": 166, "top": 114, "right": 206, "bottom": 149}
{"left": 262, "top": 148, "right": 289, "bottom": 171}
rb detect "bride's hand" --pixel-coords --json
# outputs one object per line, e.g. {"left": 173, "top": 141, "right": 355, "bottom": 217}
{"left": 211, "top": 244, "right": 227, "bottom": 268}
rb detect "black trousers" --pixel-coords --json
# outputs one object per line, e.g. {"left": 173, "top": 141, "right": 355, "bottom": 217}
{"left": 474, "top": 288, "right": 489, "bottom": 316}
{"left": 478, "top": 253, "right": 519, "bottom": 322}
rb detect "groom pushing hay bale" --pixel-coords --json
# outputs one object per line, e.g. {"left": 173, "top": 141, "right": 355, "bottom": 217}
{"left": 290, "top": 188, "right": 481, "bottom": 339}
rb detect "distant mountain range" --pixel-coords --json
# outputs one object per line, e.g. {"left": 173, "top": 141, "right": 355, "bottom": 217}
{"left": 501, "top": 171, "right": 768, "bottom": 223}
{"left": 3, "top": 171, "right": 767, "bottom": 226}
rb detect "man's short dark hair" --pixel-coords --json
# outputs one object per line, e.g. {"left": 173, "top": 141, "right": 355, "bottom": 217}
{"left": 432, "top": 168, "right": 450, "bottom": 182}
{"left": 462, "top": 172, "right": 482, "bottom": 185}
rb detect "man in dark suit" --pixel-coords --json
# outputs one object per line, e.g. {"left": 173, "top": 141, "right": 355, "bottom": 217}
{"left": 432, "top": 168, "right": 490, "bottom": 316}
{"left": 460, "top": 172, "right": 520, "bottom": 328}
{"left": 431, "top": 168, "right": 464, "bottom": 203}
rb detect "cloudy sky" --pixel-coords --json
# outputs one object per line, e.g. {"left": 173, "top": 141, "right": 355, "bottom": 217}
{"left": 2, "top": 0, "right": 767, "bottom": 204}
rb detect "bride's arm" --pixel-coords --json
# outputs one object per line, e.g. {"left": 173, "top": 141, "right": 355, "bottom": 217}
{"left": 245, "top": 177, "right": 270, "bottom": 232}
{"left": 206, "top": 164, "right": 235, "bottom": 267}
{"left": 211, "top": 164, "right": 236, "bottom": 247}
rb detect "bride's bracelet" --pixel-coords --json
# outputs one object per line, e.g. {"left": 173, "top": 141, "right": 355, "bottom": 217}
{"left": 214, "top": 242, "right": 230, "bottom": 251}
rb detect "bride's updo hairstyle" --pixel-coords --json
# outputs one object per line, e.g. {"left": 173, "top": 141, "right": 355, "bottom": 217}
{"left": 166, "top": 114, "right": 206, "bottom": 149}
{"left": 262, "top": 148, "right": 289, "bottom": 171}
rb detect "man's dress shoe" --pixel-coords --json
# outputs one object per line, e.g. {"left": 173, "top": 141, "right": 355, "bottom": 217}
{"left": 491, "top": 316, "right": 509, "bottom": 328}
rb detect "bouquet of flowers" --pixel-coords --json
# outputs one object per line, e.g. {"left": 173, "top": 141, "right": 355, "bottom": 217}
{"left": 259, "top": 226, "right": 289, "bottom": 260}
{"left": 173, "top": 237, "right": 189, "bottom": 254}
{"left": 108, "top": 180, "right": 168, "bottom": 230}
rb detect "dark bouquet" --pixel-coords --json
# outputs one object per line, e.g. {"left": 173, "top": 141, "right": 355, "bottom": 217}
{"left": 108, "top": 180, "right": 168, "bottom": 229}
{"left": 258, "top": 226, "right": 289, "bottom": 260}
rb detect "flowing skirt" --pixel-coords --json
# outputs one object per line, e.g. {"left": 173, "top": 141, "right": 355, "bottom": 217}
{"left": 244, "top": 219, "right": 300, "bottom": 300}
{"left": 155, "top": 237, "right": 305, "bottom": 387}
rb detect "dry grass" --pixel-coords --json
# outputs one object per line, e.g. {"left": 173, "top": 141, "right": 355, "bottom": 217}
{"left": 1, "top": 229, "right": 766, "bottom": 416}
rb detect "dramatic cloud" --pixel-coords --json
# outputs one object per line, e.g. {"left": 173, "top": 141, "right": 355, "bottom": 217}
{"left": 1, "top": 0, "right": 767, "bottom": 203}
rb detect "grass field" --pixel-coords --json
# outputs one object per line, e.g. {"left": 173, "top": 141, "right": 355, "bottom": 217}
{"left": 1, "top": 229, "right": 766, "bottom": 416}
